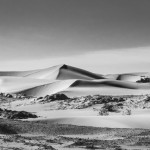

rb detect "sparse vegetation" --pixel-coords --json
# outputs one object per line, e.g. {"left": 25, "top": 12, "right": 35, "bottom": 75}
{"left": 0, "top": 93, "right": 150, "bottom": 149}
{"left": 122, "top": 109, "right": 132, "bottom": 115}
{"left": 102, "top": 103, "right": 122, "bottom": 112}
{"left": 0, "top": 108, "right": 37, "bottom": 119}
{"left": 136, "top": 77, "right": 150, "bottom": 83}
{"left": 98, "top": 108, "right": 109, "bottom": 116}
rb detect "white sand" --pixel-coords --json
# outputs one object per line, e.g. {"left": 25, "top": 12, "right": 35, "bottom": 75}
{"left": 0, "top": 64, "right": 149, "bottom": 96}
{"left": 5, "top": 98, "right": 150, "bottom": 129}
{"left": 0, "top": 64, "right": 150, "bottom": 129}
{"left": 48, "top": 115, "right": 150, "bottom": 129}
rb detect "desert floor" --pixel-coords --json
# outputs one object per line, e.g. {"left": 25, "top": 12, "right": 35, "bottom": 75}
{"left": 0, "top": 118, "right": 150, "bottom": 150}
{"left": 0, "top": 94, "right": 150, "bottom": 149}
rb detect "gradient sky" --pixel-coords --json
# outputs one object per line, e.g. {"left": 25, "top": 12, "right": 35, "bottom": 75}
{"left": 0, "top": 0, "right": 150, "bottom": 73}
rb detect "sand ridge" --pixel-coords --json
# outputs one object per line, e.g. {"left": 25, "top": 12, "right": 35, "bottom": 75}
{"left": 0, "top": 64, "right": 149, "bottom": 96}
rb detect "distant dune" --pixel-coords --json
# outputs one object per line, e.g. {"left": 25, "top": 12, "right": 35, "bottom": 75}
{"left": 0, "top": 64, "right": 150, "bottom": 96}
{"left": 105, "top": 72, "right": 150, "bottom": 82}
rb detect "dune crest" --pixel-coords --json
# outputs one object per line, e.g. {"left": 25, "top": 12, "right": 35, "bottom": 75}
{"left": 0, "top": 64, "right": 150, "bottom": 96}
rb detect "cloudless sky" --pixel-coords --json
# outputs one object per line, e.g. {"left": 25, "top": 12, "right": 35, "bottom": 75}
{"left": 0, "top": 0, "right": 150, "bottom": 73}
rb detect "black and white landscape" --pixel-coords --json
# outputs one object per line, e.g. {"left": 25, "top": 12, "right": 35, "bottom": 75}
{"left": 1, "top": 0, "right": 150, "bottom": 149}
{"left": 0, "top": 65, "right": 150, "bottom": 149}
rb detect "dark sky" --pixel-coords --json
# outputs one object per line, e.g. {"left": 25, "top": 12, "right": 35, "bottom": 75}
{"left": 0, "top": 0, "right": 150, "bottom": 60}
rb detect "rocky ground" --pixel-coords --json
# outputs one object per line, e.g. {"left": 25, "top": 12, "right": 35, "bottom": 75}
{"left": 0, "top": 119, "right": 150, "bottom": 150}
{"left": 35, "top": 94, "right": 150, "bottom": 116}
{"left": 1, "top": 93, "right": 150, "bottom": 149}
{"left": 1, "top": 93, "right": 150, "bottom": 112}
{"left": 0, "top": 108, "right": 37, "bottom": 119}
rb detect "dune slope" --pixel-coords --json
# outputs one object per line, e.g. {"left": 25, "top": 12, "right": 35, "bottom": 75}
{"left": 0, "top": 64, "right": 105, "bottom": 80}
{"left": 16, "top": 79, "right": 150, "bottom": 97}
{"left": 0, "top": 64, "right": 149, "bottom": 96}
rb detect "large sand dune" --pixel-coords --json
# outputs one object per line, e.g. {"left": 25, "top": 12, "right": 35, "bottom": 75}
{"left": 0, "top": 64, "right": 150, "bottom": 96}
{"left": 13, "top": 79, "right": 150, "bottom": 97}
{"left": 0, "top": 64, "right": 105, "bottom": 80}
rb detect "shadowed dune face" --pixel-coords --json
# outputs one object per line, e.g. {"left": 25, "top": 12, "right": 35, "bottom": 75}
{"left": 57, "top": 64, "right": 105, "bottom": 80}
{"left": 70, "top": 79, "right": 141, "bottom": 89}
{"left": 0, "top": 64, "right": 150, "bottom": 96}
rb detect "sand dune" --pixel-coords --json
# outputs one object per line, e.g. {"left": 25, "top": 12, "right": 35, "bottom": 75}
{"left": 18, "top": 80, "right": 76, "bottom": 97}
{"left": 70, "top": 79, "right": 144, "bottom": 89}
{"left": 0, "top": 64, "right": 149, "bottom": 96}
{"left": 65, "top": 79, "right": 150, "bottom": 97}
{"left": 0, "top": 76, "right": 51, "bottom": 93}
{"left": 57, "top": 64, "right": 105, "bottom": 80}
{"left": 105, "top": 72, "right": 150, "bottom": 82}
{"left": 0, "top": 64, "right": 105, "bottom": 80}
{"left": 1, "top": 64, "right": 150, "bottom": 132}
{"left": 17, "top": 79, "right": 150, "bottom": 97}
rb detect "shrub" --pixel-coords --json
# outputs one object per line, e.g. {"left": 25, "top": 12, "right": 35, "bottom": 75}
{"left": 136, "top": 77, "right": 150, "bottom": 83}
{"left": 102, "top": 103, "right": 120, "bottom": 112}
{"left": 122, "top": 109, "right": 132, "bottom": 115}
{"left": 44, "top": 93, "right": 69, "bottom": 101}
{"left": 98, "top": 108, "right": 109, "bottom": 116}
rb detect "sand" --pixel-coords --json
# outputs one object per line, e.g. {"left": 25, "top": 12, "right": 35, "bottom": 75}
{"left": 2, "top": 96, "right": 150, "bottom": 129}
{"left": 0, "top": 65, "right": 150, "bottom": 150}
{"left": 0, "top": 64, "right": 150, "bottom": 97}
{"left": 1, "top": 64, "right": 150, "bottom": 130}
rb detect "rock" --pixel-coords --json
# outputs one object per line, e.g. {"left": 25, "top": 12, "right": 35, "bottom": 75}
{"left": 44, "top": 93, "right": 69, "bottom": 102}
{"left": 6, "top": 94, "right": 13, "bottom": 98}
{"left": 37, "top": 97, "right": 43, "bottom": 100}
{"left": 7, "top": 111, "right": 37, "bottom": 119}
{"left": 0, "top": 109, "right": 38, "bottom": 119}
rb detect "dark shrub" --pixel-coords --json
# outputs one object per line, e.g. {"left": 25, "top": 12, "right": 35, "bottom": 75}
{"left": 136, "top": 77, "right": 150, "bottom": 83}
{"left": 44, "top": 93, "right": 69, "bottom": 101}
{"left": 99, "top": 108, "right": 109, "bottom": 116}
{"left": 103, "top": 103, "right": 120, "bottom": 112}
{"left": 6, "top": 94, "right": 13, "bottom": 98}
{"left": 7, "top": 111, "right": 37, "bottom": 119}
{"left": 37, "top": 97, "right": 43, "bottom": 100}
{"left": 0, "top": 109, "right": 37, "bottom": 119}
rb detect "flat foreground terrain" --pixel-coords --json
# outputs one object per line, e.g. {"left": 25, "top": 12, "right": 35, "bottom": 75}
{"left": 0, "top": 119, "right": 150, "bottom": 150}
